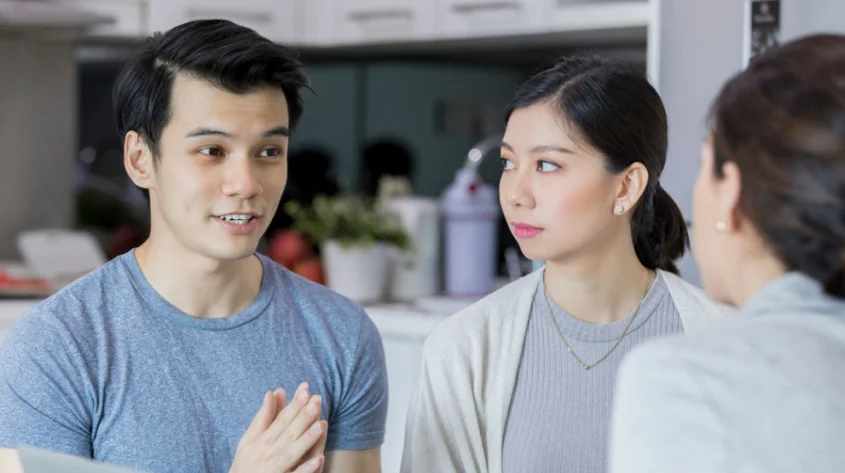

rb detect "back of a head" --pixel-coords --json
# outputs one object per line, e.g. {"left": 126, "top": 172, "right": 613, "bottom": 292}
{"left": 504, "top": 55, "right": 689, "bottom": 274}
{"left": 360, "top": 139, "right": 414, "bottom": 196}
{"left": 710, "top": 34, "right": 845, "bottom": 297}
{"left": 112, "top": 19, "right": 310, "bottom": 157}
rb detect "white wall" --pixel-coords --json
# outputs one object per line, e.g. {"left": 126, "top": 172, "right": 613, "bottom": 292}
{"left": 655, "top": 0, "right": 845, "bottom": 286}
{"left": 0, "top": 37, "right": 78, "bottom": 261}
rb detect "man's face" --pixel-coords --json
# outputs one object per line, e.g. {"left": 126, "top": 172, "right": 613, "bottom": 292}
{"left": 140, "top": 74, "right": 290, "bottom": 262}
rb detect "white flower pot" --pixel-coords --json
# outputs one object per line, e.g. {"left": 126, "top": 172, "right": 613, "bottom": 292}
{"left": 322, "top": 240, "right": 392, "bottom": 304}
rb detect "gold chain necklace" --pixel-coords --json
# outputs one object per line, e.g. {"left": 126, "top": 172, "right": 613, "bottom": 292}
{"left": 543, "top": 270, "right": 653, "bottom": 371}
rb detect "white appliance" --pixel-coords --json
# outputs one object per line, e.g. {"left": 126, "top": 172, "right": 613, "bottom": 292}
{"left": 385, "top": 196, "right": 440, "bottom": 302}
{"left": 441, "top": 135, "right": 501, "bottom": 297}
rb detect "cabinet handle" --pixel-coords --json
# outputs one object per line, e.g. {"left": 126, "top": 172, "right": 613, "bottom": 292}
{"left": 451, "top": 1, "right": 522, "bottom": 13}
{"left": 184, "top": 8, "right": 273, "bottom": 25}
{"left": 348, "top": 8, "right": 414, "bottom": 22}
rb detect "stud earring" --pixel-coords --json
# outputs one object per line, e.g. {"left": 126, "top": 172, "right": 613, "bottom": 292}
{"left": 716, "top": 221, "right": 727, "bottom": 232}
{"left": 614, "top": 204, "right": 624, "bottom": 214}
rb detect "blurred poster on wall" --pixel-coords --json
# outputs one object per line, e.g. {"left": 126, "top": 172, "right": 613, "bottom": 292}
{"left": 744, "top": 0, "right": 781, "bottom": 67}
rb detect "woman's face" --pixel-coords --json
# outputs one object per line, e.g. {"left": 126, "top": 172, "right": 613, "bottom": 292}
{"left": 692, "top": 137, "right": 741, "bottom": 303}
{"left": 499, "top": 102, "right": 634, "bottom": 263}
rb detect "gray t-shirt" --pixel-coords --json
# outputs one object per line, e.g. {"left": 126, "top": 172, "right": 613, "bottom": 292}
{"left": 502, "top": 272, "right": 682, "bottom": 473}
{"left": 0, "top": 251, "right": 388, "bottom": 473}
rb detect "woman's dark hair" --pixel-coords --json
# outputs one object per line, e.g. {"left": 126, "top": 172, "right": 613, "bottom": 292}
{"left": 504, "top": 55, "right": 688, "bottom": 274}
{"left": 709, "top": 34, "right": 845, "bottom": 298}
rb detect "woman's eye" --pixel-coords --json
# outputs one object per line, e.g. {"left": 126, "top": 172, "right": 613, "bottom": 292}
{"left": 199, "top": 147, "right": 224, "bottom": 157}
{"left": 538, "top": 160, "right": 561, "bottom": 172}
{"left": 501, "top": 157, "right": 515, "bottom": 170}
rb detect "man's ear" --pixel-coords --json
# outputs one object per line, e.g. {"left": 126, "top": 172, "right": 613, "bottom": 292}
{"left": 124, "top": 131, "right": 155, "bottom": 191}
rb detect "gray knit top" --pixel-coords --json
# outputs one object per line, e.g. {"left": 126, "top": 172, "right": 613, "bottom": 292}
{"left": 501, "top": 272, "right": 682, "bottom": 473}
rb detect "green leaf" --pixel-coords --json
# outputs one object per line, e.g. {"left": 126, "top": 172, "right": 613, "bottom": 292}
{"left": 284, "top": 193, "right": 412, "bottom": 251}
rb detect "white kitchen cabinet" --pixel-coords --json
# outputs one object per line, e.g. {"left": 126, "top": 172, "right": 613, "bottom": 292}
{"left": 367, "top": 309, "right": 440, "bottom": 473}
{"left": 437, "top": 0, "right": 651, "bottom": 40}
{"left": 148, "top": 0, "right": 301, "bottom": 44}
{"left": 58, "top": 0, "right": 149, "bottom": 37}
{"left": 548, "top": 0, "right": 650, "bottom": 32}
{"left": 307, "top": 0, "right": 437, "bottom": 45}
{"left": 438, "top": 0, "right": 547, "bottom": 38}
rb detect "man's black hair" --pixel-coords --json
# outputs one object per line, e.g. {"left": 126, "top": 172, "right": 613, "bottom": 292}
{"left": 113, "top": 19, "right": 310, "bottom": 159}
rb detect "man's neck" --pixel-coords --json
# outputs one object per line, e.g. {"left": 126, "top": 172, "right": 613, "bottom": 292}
{"left": 133, "top": 239, "right": 263, "bottom": 319}
{"left": 543, "top": 238, "right": 653, "bottom": 325}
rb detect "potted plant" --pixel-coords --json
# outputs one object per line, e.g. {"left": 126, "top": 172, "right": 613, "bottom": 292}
{"left": 284, "top": 194, "right": 410, "bottom": 304}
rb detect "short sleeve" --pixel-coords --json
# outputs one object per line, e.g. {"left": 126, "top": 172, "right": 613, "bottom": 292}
{"left": 325, "top": 309, "right": 388, "bottom": 451}
{"left": 0, "top": 311, "right": 94, "bottom": 457}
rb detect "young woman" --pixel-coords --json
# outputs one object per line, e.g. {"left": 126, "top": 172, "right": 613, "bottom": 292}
{"left": 610, "top": 34, "right": 845, "bottom": 473}
{"left": 400, "top": 56, "right": 732, "bottom": 473}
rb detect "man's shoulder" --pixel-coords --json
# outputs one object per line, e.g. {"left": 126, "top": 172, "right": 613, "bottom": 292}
{"left": 5, "top": 256, "right": 129, "bottom": 345}
{"left": 260, "top": 255, "right": 378, "bottom": 346}
{"left": 262, "top": 255, "right": 364, "bottom": 317}
{"left": 44, "top": 255, "right": 127, "bottom": 308}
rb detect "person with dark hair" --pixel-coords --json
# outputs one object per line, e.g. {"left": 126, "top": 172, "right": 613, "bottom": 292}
{"left": 610, "top": 34, "right": 845, "bottom": 473}
{"left": 359, "top": 139, "right": 414, "bottom": 197}
{"left": 401, "top": 56, "right": 732, "bottom": 473}
{"left": 0, "top": 19, "right": 386, "bottom": 473}
{"left": 268, "top": 147, "right": 342, "bottom": 233}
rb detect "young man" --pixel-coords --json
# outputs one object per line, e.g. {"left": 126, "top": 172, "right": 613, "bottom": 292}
{"left": 0, "top": 19, "right": 387, "bottom": 473}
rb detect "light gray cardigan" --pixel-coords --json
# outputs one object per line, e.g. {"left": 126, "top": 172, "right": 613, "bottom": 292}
{"left": 400, "top": 267, "right": 734, "bottom": 473}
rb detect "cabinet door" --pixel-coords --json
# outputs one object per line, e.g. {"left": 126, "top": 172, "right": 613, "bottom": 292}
{"left": 148, "top": 0, "right": 301, "bottom": 44}
{"left": 57, "top": 0, "right": 148, "bottom": 37}
{"left": 438, "top": 0, "right": 548, "bottom": 38}
{"left": 331, "top": 0, "right": 437, "bottom": 44}
{"left": 380, "top": 335, "right": 426, "bottom": 473}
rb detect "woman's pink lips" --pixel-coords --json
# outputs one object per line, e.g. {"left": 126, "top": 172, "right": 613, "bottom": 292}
{"left": 511, "top": 222, "right": 543, "bottom": 238}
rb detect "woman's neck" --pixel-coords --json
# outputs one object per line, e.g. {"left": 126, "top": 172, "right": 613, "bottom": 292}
{"left": 543, "top": 244, "right": 654, "bottom": 325}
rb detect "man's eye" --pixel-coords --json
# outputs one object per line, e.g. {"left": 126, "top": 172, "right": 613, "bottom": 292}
{"left": 199, "top": 147, "right": 224, "bottom": 157}
{"left": 260, "top": 148, "right": 282, "bottom": 158}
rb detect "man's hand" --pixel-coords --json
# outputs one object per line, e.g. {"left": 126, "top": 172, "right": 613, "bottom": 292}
{"left": 230, "top": 383, "right": 326, "bottom": 473}
{"left": 275, "top": 388, "right": 328, "bottom": 473}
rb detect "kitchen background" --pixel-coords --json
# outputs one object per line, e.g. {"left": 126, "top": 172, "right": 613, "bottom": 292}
{"left": 0, "top": 1, "right": 843, "bottom": 471}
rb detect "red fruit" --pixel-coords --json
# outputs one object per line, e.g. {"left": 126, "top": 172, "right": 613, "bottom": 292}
{"left": 293, "top": 258, "right": 324, "bottom": 285}
{"left": 107, "top": 225, "right": 150, "bottom": 259}
{"left": 269, "top": 230, "right": 311, "bottom": 268}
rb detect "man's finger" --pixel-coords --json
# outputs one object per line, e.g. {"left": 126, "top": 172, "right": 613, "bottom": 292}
{"left": 275, "top": 420, "right": 325, "bottom": 471}
{"left": 275, "top": 395, "right": 321, "bottom": 447}
{"left": 301, "top": 421, "right": 328, "bottom": 473}
{"left": 274, "top": 388, "right": 287, "bottom": 412}
{"left": 292, "top": 454, "right": 324, "bottom": 473}
{"left": 242, "top": 391, "right": 275, "bottom": 442}
{"left": 264, "top": 383, "right": 310, "bottom": 440}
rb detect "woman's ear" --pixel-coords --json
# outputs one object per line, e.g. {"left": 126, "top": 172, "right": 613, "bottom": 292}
{"left": 124, "top": 131, "right": 154, "bottom": 191}
{"left": 718, "top": 161, "right": 743, "bottom": 232}
{"left": 614, "top": 163, "right": 649, "bottom": 214}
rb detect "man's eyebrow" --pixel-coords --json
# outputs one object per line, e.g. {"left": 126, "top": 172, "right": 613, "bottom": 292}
{"left": 185, "top": 126, "right": 290, "bottom": 138}
{"left": 186, "top": 127, "right": 232, "bottom": 138}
